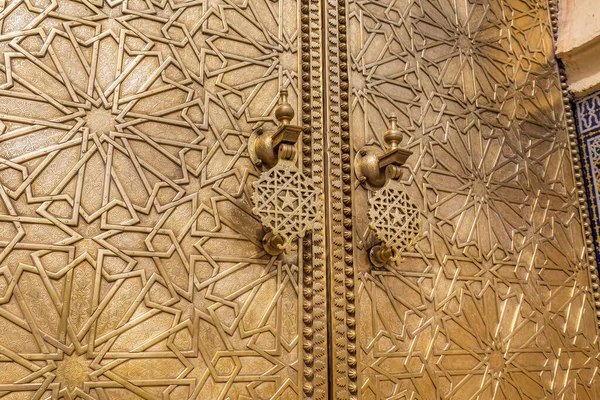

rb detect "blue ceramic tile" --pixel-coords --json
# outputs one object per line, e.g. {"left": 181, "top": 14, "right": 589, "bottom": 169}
{"left": 576, "top": 91, "right": 600, "bottom": 266}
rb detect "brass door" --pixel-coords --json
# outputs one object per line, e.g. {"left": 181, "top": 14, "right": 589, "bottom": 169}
{"left": 0, "top": 0, "right": 598, "bottom": 399}
{"left": 325, "top": 0, "right": 600, "bottom": 399}
{"left": 0, "top": 0, "right": 328, "bottom": 398}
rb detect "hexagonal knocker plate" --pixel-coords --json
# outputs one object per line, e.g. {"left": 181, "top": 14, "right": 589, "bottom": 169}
{"left": 252, "top": 160, "right": 322, "bottom": 254}
{"left": 368, "top": 180, "right": 421, "bottom": 255}
{"left": 356, "top": 114, "right": 422, "bottom": 268}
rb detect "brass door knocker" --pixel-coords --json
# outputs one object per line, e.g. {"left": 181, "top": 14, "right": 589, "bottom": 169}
{"left": 355, "top": 114, "right": 421, "bottom": 268}
{"left": 249, "top": 89, "right": 322, "bottom": 255}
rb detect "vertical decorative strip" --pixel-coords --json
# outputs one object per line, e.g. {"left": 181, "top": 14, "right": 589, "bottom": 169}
{"left": 324, "top": 0, "right": 355, "bottom": 398}
{"left": 301, "top": 0, "right": 328, "bottom": 396}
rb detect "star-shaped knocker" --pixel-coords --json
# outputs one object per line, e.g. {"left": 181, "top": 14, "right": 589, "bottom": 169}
{"left": 249, "top": 89, "right": 322, "bottom": 255}
{"left": 356, "top": 114, "right": 422, "bottom": 267}
{"left": 368, "top": 181, "right": 421, "bottom": 255}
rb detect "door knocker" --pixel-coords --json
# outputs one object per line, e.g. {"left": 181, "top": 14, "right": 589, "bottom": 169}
{"left": 249, "top": 89, "right": 322, "bottom": 256}
{"left": 355, "top": 114, "right": 421, "bottom": 268}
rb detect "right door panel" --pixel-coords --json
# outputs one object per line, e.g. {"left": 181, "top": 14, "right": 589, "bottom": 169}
{"left": 325, "top": 0, "right": 600, "bottom": 398}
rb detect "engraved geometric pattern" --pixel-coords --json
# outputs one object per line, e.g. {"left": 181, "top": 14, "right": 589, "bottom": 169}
{"left": 368, "top": 181, "right": 420, "bottom": 254}
{"left": 1, "top": 0, "right": 599, "bottom": 398}
{"left": 586, "top": 134, "right": 600, "bottom": 259}
{"left": 576, "top": 91, "right": 600, "bottom": 268}
{"left": 252, "top": 161, "right": 322, "bottom": 247}
{"left": 343, "top": 0, "right": 600, "bottom": 399}
{"left": 0, "top": 0, "right": 314, "bottom": 398}
{"left": 578, "top": 91, "right": 600, "bottom": 135}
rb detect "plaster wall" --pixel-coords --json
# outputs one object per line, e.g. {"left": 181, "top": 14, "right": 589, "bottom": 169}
{"left": 557, "top": 0, "right": 600, "bottom": 96}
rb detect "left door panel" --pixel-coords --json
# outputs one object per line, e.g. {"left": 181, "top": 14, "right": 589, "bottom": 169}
{"left": 0, "top": 0, "right": 327, "bottom": 398}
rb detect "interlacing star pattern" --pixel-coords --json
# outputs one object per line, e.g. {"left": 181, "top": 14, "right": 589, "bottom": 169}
{"left": 368, "top": 181, "right": 421, "bottom": 253}
{"left": 252, "top": 161, "right": 322, "bottom": 250}
{"left": 349, "top": 0, "right": 600, "bottom": 398}
{"left": 0, "top": 0, "right": 306, "bottom": 398}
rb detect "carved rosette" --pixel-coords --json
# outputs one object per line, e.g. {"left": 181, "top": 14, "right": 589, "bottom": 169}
{"left": 252, "top": 160, "right": 322, "bottom": 251}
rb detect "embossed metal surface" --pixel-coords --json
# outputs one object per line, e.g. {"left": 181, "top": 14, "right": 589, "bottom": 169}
{"left": 0, "top": 0, "right": 329, "bottom": 398}
{"left": 368, "top": 181, "right": 420, "bottom": 255}
{"left": 326, "top": 0, "right": 600, "bottom": 398}
{"left": 1, "top": 0, "right": 599, "bottom": 398}
{"left": 252, "top": 160, "right": 322, "bottom": 251}
{"left": 250, "top": 90, "right": 322, "bottom": 254}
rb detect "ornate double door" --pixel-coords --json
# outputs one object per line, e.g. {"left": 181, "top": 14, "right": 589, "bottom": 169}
{"left": 0, "top": 0, "right": 598, "bottom": 398}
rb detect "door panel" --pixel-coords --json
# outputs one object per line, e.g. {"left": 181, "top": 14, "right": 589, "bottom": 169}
{"left": 1, "top": 0, "right": 599, "bottom": 398}
{"left": 326, "top": 0, "right": 600, "bottom": 398}
{"left": 0, "top": 0, "right": 328, "bottom": 398}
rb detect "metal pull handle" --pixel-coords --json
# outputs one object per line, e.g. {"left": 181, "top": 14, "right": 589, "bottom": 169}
{"left": 355, "top": 115, "right": 421, "bottom": 268}
{"left": 249, "top": 89, "right": 321, "bottom": 255}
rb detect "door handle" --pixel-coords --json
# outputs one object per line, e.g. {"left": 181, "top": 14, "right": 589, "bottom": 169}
{"left": 249, "top": 89, "right": 322, "bottom": 256}
{"left": 355, "top": 114, "right": 421, "bottom": 268}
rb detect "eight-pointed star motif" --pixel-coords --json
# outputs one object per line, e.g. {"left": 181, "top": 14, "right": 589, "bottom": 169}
{"left": 252, "top": 161, "right": 322, "bottom": 248}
